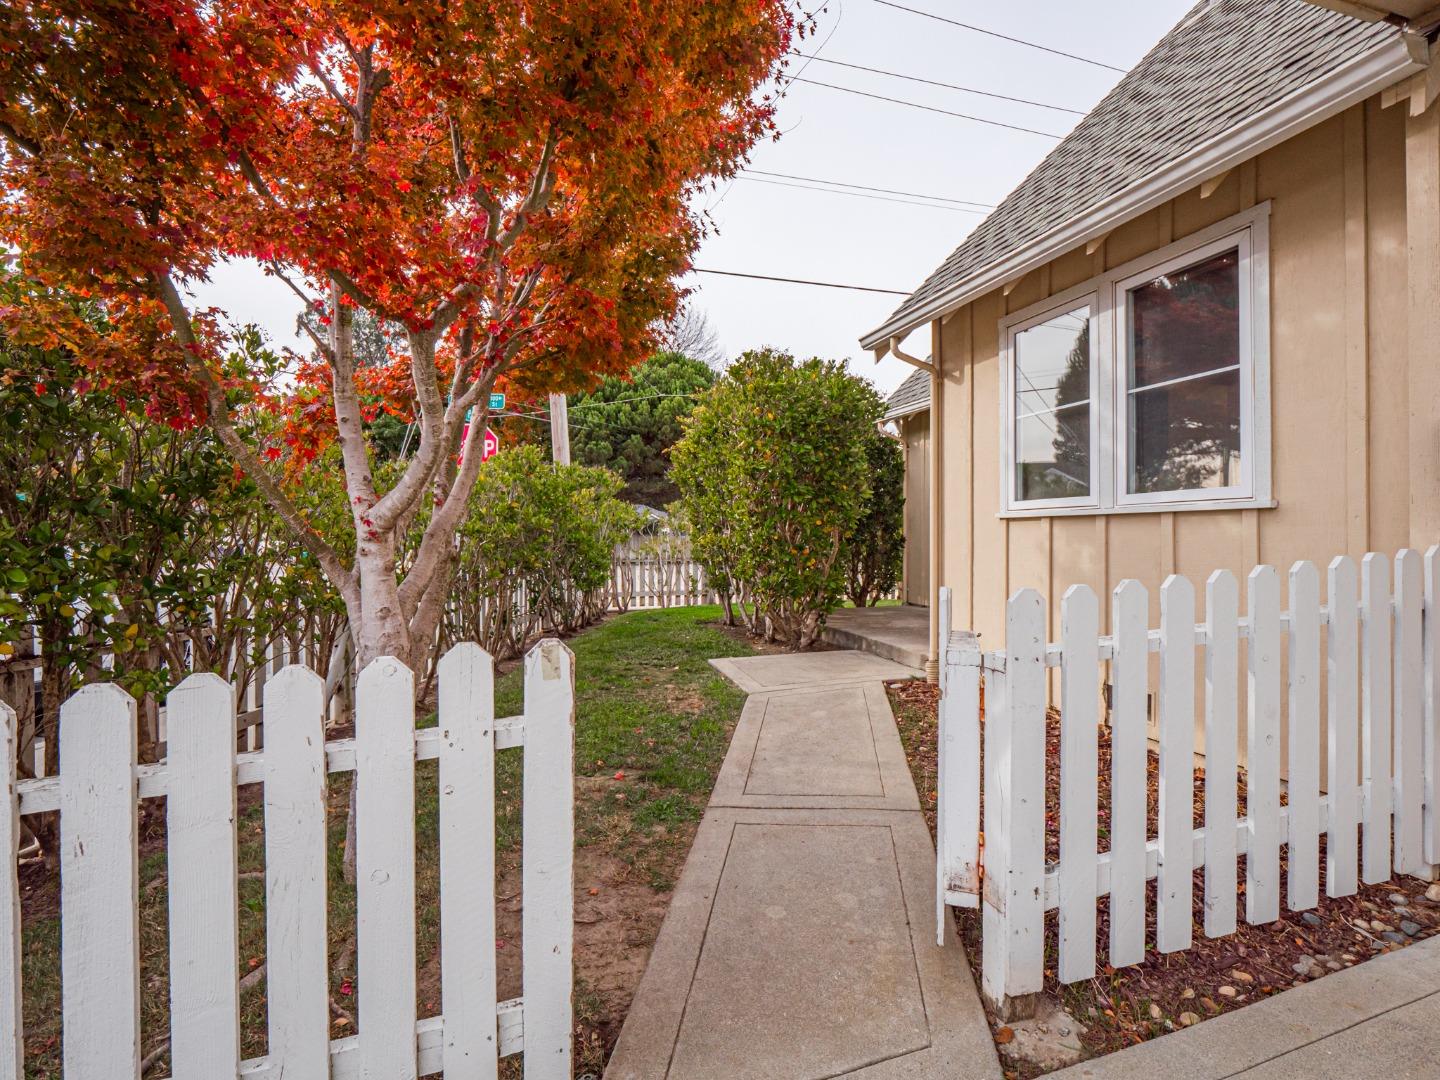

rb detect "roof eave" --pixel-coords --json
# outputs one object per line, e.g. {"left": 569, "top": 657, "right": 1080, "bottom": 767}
{"left": 884, "top": 399, "right": 930, "bottom": 422}
{"left": 859, "top": 31, "right": 1428, "bottom": 353}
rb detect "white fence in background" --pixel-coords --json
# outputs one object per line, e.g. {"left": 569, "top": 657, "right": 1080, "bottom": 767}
{"left": 937, "top": 547, "right": 1440, "bottom": 1013}
{"left": 2, "top": 640, "right": 575, "bottom": 1079}
{"left": 608, "top": 534, "right": 716, "bottom": 611}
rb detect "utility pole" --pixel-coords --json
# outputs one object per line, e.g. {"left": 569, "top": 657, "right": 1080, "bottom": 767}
{"left": 549, "top": 392, "right": 571, "bottom": 465}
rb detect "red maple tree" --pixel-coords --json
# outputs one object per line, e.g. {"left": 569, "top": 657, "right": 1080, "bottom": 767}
{"left": 0, "top": 1, "right": 801, "bottom": 667}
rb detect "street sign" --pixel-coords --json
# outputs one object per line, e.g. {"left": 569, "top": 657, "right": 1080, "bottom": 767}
{"left": 459, "top": 424, "right": 500, "bottom": 464}
{"left": 488, "top": 392, "right": 506, "bottom": 410}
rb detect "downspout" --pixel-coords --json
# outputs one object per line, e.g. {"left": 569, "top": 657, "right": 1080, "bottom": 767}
{"left": 890, "top": 334, "right": 942, "bottom": 684}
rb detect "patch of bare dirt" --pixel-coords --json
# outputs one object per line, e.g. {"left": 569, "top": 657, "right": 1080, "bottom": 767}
{"left": 416, "top": 848, "right": 676, "bottom": 1077}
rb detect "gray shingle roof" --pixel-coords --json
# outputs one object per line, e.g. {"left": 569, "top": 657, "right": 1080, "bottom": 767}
{"left": 863, "top": 0, "right": 1399, "bottom": 346}
{"left": 884, "top": 367, "right": 930, "bottom": 420}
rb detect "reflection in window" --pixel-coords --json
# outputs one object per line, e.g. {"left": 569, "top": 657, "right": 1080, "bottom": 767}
{"left": 1126, "top": 249, "right": 1241, "bottom": 494}
{"left": 1014, "top": 306, "right": 1090, "bottom": 502}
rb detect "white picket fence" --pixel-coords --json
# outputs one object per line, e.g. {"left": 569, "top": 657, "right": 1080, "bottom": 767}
{"left": 937, "top": 547, "right": 1440, "bottom": 1013}
{"left": 2, "top": 639, "right": 576, "bottom": 1079}
{"left": 608, "top": 535, "right": 716, "bottom": 611}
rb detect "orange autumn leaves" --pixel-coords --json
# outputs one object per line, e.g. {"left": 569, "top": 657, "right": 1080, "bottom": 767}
{"left": 0, "top": 0, "right": 802, "bottom": 451}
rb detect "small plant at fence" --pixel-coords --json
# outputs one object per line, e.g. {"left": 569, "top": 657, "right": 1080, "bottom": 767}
{"left": 443, "top": 446, "right": 640, "bottom": 663}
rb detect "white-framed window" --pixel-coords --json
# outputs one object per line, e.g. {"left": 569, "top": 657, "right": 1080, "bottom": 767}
{"left": 999, "top": 203, "right": 1271, "bottom": 517}
{"left": 1002, "top": 295, "right": 1098, "bottom": 510}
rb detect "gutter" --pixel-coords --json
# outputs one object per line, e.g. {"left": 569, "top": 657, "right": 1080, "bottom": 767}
{"left": 859, "top": 32, "right": 1428, "bottom": 351}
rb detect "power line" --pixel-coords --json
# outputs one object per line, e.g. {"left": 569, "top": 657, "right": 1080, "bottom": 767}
{"left": 788, "top": 78, "right": 1061, "bottom": 138}
{"left": 869, "top": 0, "right": 1127, "bottom": 73}
{"left": 745, "top": 169, "right": 994, "bottom": 208}
{"left": 792, "top": 53, "right": 1087, "bottom": 115}
{"left": 737, "top": 175, "right": 985, "bottom": 214}
{"left": 691, "top": 268, "right": 910, "bottom": 296}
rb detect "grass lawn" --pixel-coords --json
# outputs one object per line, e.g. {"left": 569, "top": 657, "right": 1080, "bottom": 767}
{"left": 18, "top": 604, "right": 753, "bottom": 1079}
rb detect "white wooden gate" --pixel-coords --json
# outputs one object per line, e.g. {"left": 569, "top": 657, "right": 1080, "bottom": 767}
{"left": 2, "top": 639, "right": 576, "bottom": 1079}
{"left": 937, "top": 547, "right": 1440, "bottom": 1014}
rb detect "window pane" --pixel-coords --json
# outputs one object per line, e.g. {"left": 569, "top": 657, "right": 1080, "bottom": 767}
{"left": 1015, "top": 307, "right": 1090, "bottom": 412}
{"left": 1017, "top": 405, "right": 1090, "bottom": 501}
{"left": 1126, "top": 247, "right": 1243, "bottom": 495}
{"left": 1130, "top": 248, "right": 1239, "bottom": 389}
{"left": 1129, "top": 367, "right": 1241, "bottom": 493}
{"left": 1013, "top": 307, "right": 1090, "bottom": 502}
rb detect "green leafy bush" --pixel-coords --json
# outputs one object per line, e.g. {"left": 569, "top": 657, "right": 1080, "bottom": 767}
{"left": 445, "top": 446, "right": 640, "bottom": 658}
{"left": 844, "top": 428, "right": 905, "bottom": 607}
{"left": 672, "top": 348, "right": 883, "bottom": 648}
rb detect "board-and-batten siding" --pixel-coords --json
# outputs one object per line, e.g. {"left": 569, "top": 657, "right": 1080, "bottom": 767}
{"left": 935, "top": 93, "right": 1434, "bottom": 758}
{"left": 901, "top": 411, "right": 931, "bottom": 607}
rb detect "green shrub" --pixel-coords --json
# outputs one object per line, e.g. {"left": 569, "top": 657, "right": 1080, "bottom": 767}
{"left": 672, "top": 348, "right": 883, "bottom": 648}
{"left": 446, "top": 446, "right": 640, "bottom": 657}
{"left": 845, "top": 428, "right": 905, "bottom": 606}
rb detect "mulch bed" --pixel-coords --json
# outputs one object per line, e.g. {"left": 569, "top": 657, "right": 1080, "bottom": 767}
{"left": 886, "top": 679, "right": 1440, "bottom": 1079}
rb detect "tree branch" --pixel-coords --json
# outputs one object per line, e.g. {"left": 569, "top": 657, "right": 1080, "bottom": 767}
{"left": 0, "top": 118, "right": 41, "bottom": 157}
{"left": 152, "top": 271, "right": 360, "bottom": 613}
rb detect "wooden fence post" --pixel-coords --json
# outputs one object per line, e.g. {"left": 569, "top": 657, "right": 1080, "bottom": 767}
{"left": 356, "top": 657, "right": 419, "bottom": 1079}
{"left": 166, "top": 674, "right": 241, "bottom": 1076}
{"left": 1057, "top": 585, "right": 1099, "bottom": 982}
{"left": 980, "top": 589, "right": 1045, "bottom": 1020}
{"left": 1423, "top": 546, "right": 1440, "bottom": 873}
{"left": 1109, "top": 580, "right": 1148, "bottom": 968}
{"left": 523, "top": 640, "right": 576, "bottom": 1078}
{"left": 1157, "top": 575, "right": 1196, "bottom": 952}
{"left": 1204, "top": 570, "right": 1239, "bottom": 938}
{"left": 60, "top": 684, "right": 139, "bottom": 1080}
{"left": 438, "top": 643, "right": 500, "bottom": 1079}
{"left": 936, "top": 588, "right": 981, "bottom": 945}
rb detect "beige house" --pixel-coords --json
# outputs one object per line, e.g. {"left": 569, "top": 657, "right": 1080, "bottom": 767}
{"left": 863, "top": 0, "right": 1440, "bottom": 680}
{"left": 884, "top": 368, "right": 932, "bottom": 607}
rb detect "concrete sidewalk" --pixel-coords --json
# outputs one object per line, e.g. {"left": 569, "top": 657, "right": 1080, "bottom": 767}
{"left": 605, "top": 651, "right": 1002, "bottom": 1080}
{"left": 1052, "top": 933, "right": 1440, "bottom": 1080}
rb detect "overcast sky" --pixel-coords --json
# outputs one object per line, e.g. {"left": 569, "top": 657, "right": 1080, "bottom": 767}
{"left": 190, "top": 0, "right": 1195, "bottom": 399}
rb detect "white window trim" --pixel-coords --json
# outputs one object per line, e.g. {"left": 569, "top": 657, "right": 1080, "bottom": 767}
{"left": 998, "top": 202, "right": 1273, "bottom": 519}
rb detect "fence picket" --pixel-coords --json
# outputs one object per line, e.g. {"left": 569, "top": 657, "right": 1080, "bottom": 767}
{"left": 1157, "top": 575, "right": 1196, "bottom": 952}
{"left": 1361, "top": 553, "right": 1394, "bottom": 883}
{"left": 166, "top": 674, "right": 241, "bottom": 1077}
{"left": 60, "top": 684, "right": 140, "bottom": 1079}
{"left": 1108, "top": 580, "right": 1149, "bottom": 968}
{"left": 356, "top": 658, "right": 419, "bottom": 1079}
{"left": 1204, "top": 570, "right": 1239, "bottom": 938}
{"left": 437, "top": 644, "right": 500, "bottom": 1079}
{"left": 1327, "top": 557, "right": 1361, "bottom": 895}
{"left": 522, "top": 641, "right": 576, "bottom": 1079}
{"left": 1058, "top": 586, "right": 1099, "bottom": 982}
{"left": 1287, "top": 562, "right": 1321, "bottom": 911}
{"left": 262, "top": 666, "right": 331, "bottom": 1077}
{"left": 1246, "top": 566, "right": 1282, "bottom": 924}
{"left": 1425, "top": 547, "right": 1440, "bottom": 866}
{"left": 1393, "top": 550, "right": 1425, "bottom": 876}
{"left": 1002, "top": 591, "right": 1046, "bottom": 999}
{"left": 0, "top": 704, "right": 20, "bottom": 1080}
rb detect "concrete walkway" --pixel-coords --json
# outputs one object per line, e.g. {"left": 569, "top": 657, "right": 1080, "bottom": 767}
{"left": 1052, "top": 933, "right": 1440, "bottom": 1080}
{"left": 605, "top": 651, "right": 1002, "bottom": 1080}
{"left": 821, "top": 605, "right": 930, "bottom": 670}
